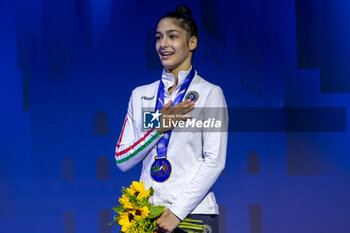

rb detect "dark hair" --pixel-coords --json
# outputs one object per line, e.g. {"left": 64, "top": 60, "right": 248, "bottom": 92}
{"left": 160, "top": 4, "right": 199, "bottom": 40}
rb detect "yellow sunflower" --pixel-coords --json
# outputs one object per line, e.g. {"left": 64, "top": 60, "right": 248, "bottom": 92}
{"left": 118, "top": 211, "right": 135, "bottom": 232}
{"left": 134, "top": 206, "right": 150, "bottom": 219}
{"left": 126, "top": 181, "right": 151, "bottom": 199}
{"left": 118, "top": 194, "right": 134, "bottom": 210}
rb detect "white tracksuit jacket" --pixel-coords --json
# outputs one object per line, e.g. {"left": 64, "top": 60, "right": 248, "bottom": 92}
{"left": 115, "top": 68, "right": 228, "bottom": 220}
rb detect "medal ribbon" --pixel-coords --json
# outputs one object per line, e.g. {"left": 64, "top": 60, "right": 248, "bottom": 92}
{"left": 155, "top": 68, "right": 195, "bottom": 158}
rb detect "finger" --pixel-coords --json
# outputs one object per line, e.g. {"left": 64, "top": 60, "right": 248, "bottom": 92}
{"left": 157, "top": 225, "right": 168, "bottom": 233}
{"left": 157, "top": 226, "right": 169, "bottom": 233}
{"left": 180, "top": 100, "right": 195, "bottom": 109}
{"left": 177, "top": 105, "right": 194, "bottom": 116}
{"left": 164, "top": 100, "right": 172, "bottom": 108}
{"left": 161, "top": 102, "right": 171, "bottom": 113}
{"left": 168, "top": 102, "right": 193, "bottom": 118}
{"left": 172, "top": 102, "right": 194, "bottom": 114}
{"left": 160, "top": 101, "right": 172, "bottom": 114}
{"left": 157, "top": 212, "right": 166, "bottom": 224}
{"left": 171, "top": 100, "right": 188, "bottom": 109}
{"left": 175, "top": 99, "right": 191, "bottom": 107}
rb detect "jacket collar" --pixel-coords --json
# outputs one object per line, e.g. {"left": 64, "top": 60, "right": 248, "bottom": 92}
{"left": 161, "top": 66, "right": 192, "bottom": 95}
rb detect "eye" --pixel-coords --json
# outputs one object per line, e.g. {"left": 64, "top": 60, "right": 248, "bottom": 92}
{"left": 155, "top": 35, "right": 161, "bottom": 40}
{"left": 170, "top": 35, "right": 177, "bottom": 39}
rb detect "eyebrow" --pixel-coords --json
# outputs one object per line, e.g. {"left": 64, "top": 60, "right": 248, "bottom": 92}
{"left": 156, "top": 29, "right": 179, "bottom": 35}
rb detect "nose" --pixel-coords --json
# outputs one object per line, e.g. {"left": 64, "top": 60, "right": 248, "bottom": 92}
{"left": 160, "top": 37, "right": 169, "bottom": 48}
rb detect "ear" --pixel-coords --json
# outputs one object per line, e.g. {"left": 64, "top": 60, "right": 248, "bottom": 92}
{"left": 188, "top": 36, "right": 198, "bottom": 52}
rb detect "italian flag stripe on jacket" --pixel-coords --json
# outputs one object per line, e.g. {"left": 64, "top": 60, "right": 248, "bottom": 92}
{"left": 115, "top": 129, "right": 160, "bottom": 164}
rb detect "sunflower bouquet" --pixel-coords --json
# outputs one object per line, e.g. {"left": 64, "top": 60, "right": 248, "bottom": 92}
{"left": 111, "top": 181, "right": 209, "bottom": 233}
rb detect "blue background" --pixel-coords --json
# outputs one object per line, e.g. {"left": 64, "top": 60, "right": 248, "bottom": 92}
{"left": 1, "top": 0, "right": 350, "bottom": 232}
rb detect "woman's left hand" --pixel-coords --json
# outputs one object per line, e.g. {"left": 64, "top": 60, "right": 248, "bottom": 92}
{"left": 156, "top": 208, "right": 181, "bottom": 233}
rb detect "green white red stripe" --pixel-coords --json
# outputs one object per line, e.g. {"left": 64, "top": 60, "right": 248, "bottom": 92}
{"left": 176, "top": 89, "right": 186, "bottom": 98}
{"left": 158, "top": 97, "right": 164, "bottom": 107}
{"left": 115, "top": 129, "right": 160, "bottom": 164}
{"left": 116, "top": 117, "right": 128, "bottom": 149}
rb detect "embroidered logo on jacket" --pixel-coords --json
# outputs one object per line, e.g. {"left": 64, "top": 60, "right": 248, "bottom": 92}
{"left": 185, "top": 91, "right": 199, "bottom": 102}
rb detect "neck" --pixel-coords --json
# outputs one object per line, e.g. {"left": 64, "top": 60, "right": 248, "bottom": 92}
{"left": 168, "top": 79, "right": 178, "bottom": 95}
{"left": 165, "top": 54, "right": 192, "bottom": 78}
{"left": 166, "top": 64, "right": 191, "bottom": 95}
{"left": 165, "top": 65, "right": 191, "bottom": 79}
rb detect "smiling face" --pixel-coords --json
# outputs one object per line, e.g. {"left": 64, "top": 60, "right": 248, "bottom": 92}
{"left": 155, "top": 18, "right": 197, "bottom": 76}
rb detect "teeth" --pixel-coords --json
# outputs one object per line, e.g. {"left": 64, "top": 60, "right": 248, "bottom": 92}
{"left": 161, "top": 52, "right": 173, "bottom": 56}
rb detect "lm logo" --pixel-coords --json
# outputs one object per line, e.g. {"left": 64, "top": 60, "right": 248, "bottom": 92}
{"left": 143, "top": 110, "right": 161, "bottom": 129}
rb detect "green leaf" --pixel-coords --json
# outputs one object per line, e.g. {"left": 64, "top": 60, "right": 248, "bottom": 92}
{"left": 149, "top": 206, "right": 165, "bottom": 218}
{"left": 149, "top": 187, "right": 154, "bottom": 197}
{"left": 112, "top": 205, "right": 123, "bottom": 214}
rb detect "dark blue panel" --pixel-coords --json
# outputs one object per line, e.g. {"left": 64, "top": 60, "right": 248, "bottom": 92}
{"left": 247, "top": 152, "right": 260, "bottom": 175}
{"left": 233, "top": 0, "right": 266, "bottom": 67}
{"left": 229, "top": 108, "right": 285, "bottom": 132}
{"left": 200, "top": 0, "right": 219, "bottom": 38}
{"left": 287, "top": 133, "right": 332, "bottom": 176}
{"left": 94, "top": 110, "right": 109, "bottom": 135}
{"left": 96, "top": 156, "right": 110, "bottom": 180}
{"left": 295, "top": 0, "right": 322, "bottom": 69}
{"left": 62, "top": 158, "right": 74, "bottom": 181}
{"left": 146, "top": 29, "right": 163, "bottom": 70}
{"left": 62, "top": 211, "right": 76, "bottom": 233}
{"left": 98, "top": 209, "right": 112, "bottom": 233}
{"left": 321, "top": 0, "right": 350, "bottom": 93}
{"left": 286, "top": 107, "right": 347, "bottom": 132}
{"left": 228, "top": 107, "right": 347, "bottom": 132}
{"left": 249, "top": 204, "right": 262, "bottom": 233}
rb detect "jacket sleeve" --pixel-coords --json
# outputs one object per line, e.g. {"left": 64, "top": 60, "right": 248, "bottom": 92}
{"left": 169, "top": 86, "right": 228, "bottom": 220}
{"left": 115, "top": 90, "right": 163, "bottom": 172}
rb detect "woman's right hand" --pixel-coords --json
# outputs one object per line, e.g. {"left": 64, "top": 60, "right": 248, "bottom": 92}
{"left": 156, "top": 99, "right": 195, "bottom": 134}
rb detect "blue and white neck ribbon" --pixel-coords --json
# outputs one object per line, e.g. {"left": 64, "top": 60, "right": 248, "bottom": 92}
{"left": 155, "top": 68, "right": 195, "bottom": 158}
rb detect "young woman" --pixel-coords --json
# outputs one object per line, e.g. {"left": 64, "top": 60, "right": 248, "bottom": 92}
{"left": 115, "top": 4, "right": 228, "bottom": 233}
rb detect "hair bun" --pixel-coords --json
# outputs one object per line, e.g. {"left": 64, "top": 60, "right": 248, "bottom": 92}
{"left": 176, "top": 4, "right": 192, "bottom": 17}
